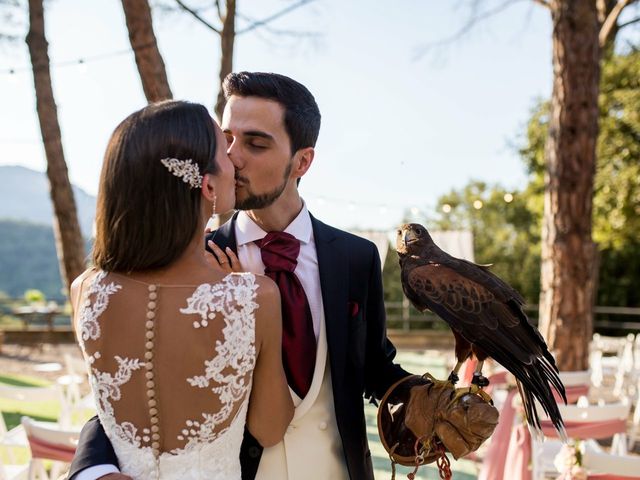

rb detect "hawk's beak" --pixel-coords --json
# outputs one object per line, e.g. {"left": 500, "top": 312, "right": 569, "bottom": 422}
{"left": 404, "top": 230, "right": 418, "bottom": 245}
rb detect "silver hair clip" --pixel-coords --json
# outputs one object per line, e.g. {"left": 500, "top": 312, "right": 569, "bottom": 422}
{"left": 160, "top": 157, "right": 203, "bottom": 189}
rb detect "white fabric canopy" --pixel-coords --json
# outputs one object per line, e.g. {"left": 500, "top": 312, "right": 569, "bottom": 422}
{"left": 351, "top": 230, "right": 474, "bottom": 270}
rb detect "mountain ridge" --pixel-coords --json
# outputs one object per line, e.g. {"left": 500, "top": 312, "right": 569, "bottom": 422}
{"left": 0, "top": 165, "right": 96, "bottom": 237}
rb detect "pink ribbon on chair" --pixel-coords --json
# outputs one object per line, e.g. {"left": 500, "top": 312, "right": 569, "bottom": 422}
{"left": 478, "top": 389, "right": 520, "bottom": 480}
{"left": 503, "top": 422, "right": 532, "bottom": 480}
{"left": 27, "top": 434, "right": 76, "bottom": 462}
{"left": 541, "top": 419, "right": 627, "bottom": 439}
{"left": 554, "top": 385, "right": 590, "bottom": 404}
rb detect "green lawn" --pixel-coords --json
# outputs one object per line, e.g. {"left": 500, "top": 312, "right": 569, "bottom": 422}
{"left": 0, "top": 373, "right": 60, "bottom": 465}
{"left": 0, "top": 374, "right": 59, "bottom": 430}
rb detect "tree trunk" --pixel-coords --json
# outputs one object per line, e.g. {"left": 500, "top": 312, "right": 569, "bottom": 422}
{"left": 26, "top": 0, "right": 86, "bottom": 296}
{"left": 597, "top": 0, "right": 619, "bottom": 59}
{"left": 121, "top": 0, "right": 172, "bottom": 102}
{"left": 538, "top": 0, "right": 601, "bottom": 371}
{"left": 214, "top": 0, "right": 236, "bottom": 121}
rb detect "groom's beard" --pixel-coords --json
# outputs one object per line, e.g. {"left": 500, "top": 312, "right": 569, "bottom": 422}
{"left": 234, "top": 161, "right": 293, "bottom": 210}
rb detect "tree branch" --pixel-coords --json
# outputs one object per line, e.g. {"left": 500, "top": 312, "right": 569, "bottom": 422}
{"left": 413, "top": 0, "right": 528, "bottom": 59}
{"left": 235, "top": 12, "right": 320, "bottom": 38}
{"left": 618, "top": 15, "right": 640, "bottom": 29}
{"left": 531, "top": 0, "right": 550, "bottom": 8}
{"left": 236, "top": 0, "right": 316, "bottom": 35}
{"left": 599, "top": 0, "right": 636, "bottom": 47}
{"left": 215, "top": 0, "right": 223, "bottom": 23}
{"left": 174, "top": 0, "right": 221, "bottom": 34}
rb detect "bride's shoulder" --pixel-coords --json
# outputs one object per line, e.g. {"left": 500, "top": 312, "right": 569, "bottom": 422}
{"left": 70, "top": 268, "right": 101, "bottom": 307}
{"left": 228, "top": 272, "right": 277, "bottom": 292}
{"left": 219, "top": 272, "right": 279, "bottom": 302}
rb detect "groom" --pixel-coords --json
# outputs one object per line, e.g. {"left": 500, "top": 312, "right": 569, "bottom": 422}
{"left": 68, "top": 72, "right": 410, "bottom": 480}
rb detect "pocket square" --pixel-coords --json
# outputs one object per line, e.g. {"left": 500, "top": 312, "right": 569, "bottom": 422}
{"left": 348, "top": 301, "right": 360, "bottom": 317}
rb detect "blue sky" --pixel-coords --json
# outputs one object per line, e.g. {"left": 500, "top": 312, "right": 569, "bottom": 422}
{"left": 1, "top": 0, "right": 559, "bottom": 230}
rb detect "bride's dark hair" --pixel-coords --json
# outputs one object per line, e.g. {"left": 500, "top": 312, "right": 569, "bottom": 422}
{"left": 93, "top": 100, "right": 218, "bottom": 272}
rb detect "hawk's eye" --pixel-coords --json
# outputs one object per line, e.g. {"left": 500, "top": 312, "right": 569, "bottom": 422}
{"left": 415, "top": 228, "right": 424, "bottom": 235}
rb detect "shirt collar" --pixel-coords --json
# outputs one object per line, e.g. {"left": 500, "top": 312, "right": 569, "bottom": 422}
{"left": 235, "top": 201, "right": 312, "bottom": 247}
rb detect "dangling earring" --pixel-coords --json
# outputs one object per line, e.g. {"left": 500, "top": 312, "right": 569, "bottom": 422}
{"left": 210, "top": 193, "right": 217, "bottom": 223}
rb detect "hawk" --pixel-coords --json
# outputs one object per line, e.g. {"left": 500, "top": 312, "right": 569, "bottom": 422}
{"left": 397, "top": 223, "right": 566, "bottom": 435}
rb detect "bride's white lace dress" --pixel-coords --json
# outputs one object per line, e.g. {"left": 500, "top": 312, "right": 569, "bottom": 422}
{"left": 76, "top": 270, "right": 259, "bottom": 479}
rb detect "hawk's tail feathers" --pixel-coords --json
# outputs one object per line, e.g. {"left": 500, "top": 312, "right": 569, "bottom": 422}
{"left": 515, "top": 358, "right": 567, "bottom": 443}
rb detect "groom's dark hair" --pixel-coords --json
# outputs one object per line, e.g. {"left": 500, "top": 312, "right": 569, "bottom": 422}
{"left": 223, "top": 72, "right": 321, "bottom": 155}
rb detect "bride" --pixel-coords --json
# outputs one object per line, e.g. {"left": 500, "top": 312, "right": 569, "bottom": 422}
{"left": 71, "top": 100, "right": 293, "bottom": 479}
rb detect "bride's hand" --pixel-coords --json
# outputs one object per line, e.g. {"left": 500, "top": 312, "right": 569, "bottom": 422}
{"left": 206, "top": 240, "right": 243, "bottom": 273}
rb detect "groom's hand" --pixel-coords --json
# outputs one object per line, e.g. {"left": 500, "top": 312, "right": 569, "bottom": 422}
{"left": 99, "top": 475, "right": 132, "bottom": 480}
{"left": 206, "top": 240, "right": 243, "bottom": 273}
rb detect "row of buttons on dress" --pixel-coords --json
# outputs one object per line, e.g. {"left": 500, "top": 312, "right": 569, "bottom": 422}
{"left": 145, "top": 284, "right": 161, "bottom": 457}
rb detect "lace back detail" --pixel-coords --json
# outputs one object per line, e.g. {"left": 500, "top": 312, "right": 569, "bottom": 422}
{"left": 77, "top": 272, "right": 259, "bottom": 479}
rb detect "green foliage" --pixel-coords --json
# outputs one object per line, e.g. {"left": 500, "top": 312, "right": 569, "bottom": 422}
{"left": 382, "top": 245, "right": 403, "bottom": 303}
{"left": 594, "top": 48, "right": 640, "bottom": 253}
{"left": 430, "top": 181, "right": 542, "bottom": 304}
{"left": 24, "top": 288, "right": 45, "bottom": 304}
{"left": 0, "top": 220, "right": 91, "bottom": 301}
{"left": 0, "top": 220, "right": 65, "bottom": 300}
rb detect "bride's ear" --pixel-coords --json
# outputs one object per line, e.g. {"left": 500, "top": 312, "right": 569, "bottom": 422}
{"left": 201, "top": 173, "right": 217, "bottom": 203}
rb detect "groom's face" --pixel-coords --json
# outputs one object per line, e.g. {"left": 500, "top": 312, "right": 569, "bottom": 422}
{"left": 222, "top": 95, "right": 294, "bottom": 210}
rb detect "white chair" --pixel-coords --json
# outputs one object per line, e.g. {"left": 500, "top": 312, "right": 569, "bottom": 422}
{"left": 0, "top": 385, "right": 71, "bottom": 428}
{"left": 0, "top": 384, "right": 71, "bottom": 463}
{"left": 20, "top": 417, "right": 80, "bottom": 480}
{"left": 532, "top": 400, "right": 632, "bottom": 480}
{"left": 629, "top": 375, "right": 640, "bottom": 451}
{"left": 560, "top": 370, "right": 591, "bottom": 386}
{"left": 56, "top": 354, "right": 88, "bottom": 408}
{"left": 558, "top": 370, "right": 591, "bottom": 404}
{"left": 590, "top": 334, "right": 635, "bottom": 397}
{"left": 582, "top": 450, "right": 640, "bottom": 478}
{"left": 0, "top": 460, "right": 29, "bottom": 480}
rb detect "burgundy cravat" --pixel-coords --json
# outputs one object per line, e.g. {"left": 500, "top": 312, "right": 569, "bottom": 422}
{"left": 255, "top": 231, "right": 316, "bottom": 398}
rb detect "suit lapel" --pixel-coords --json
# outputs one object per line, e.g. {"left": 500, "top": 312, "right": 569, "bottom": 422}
{"left": 206, "top": 211, "right": 239, "bottom": 254}
{"left": 311, "top": 214, "right": 348, "bottom": 390}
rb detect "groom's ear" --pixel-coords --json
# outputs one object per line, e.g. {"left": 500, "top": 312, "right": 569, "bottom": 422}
{"left": 292, "top": 147, "right": 315, "bottom": 181}
{"left": 201, "top": 173, "right": 217, "bottom": 202}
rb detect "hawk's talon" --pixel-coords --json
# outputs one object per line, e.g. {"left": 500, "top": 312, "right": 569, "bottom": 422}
{"left": 448, "top": 371, "right": 460, "bottom": 385}
{"left": 467, "top": 384, "right": 494, "bottom": 405}
{"left": 471, "top": 373, "right": 490, "bottom": 388}
{"left": 423, "top": 373, "right": 455, "bottom": 390}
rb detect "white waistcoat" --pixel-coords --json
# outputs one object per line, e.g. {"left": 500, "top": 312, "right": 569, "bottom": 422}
{"left": 255, "top": 312, "right": 349, "bottom": 480}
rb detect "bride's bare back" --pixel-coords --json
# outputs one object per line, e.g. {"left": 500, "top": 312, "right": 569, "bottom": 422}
{"left": 73, "top": 269, "right": 290, "bottom": 479}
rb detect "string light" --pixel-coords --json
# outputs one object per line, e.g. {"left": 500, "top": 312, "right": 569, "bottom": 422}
{"left": 473, "top": 200, "right": 483, "bottom": 210}
{"left": 0, "top": 42, "right": 157, "bottom": 76}
{"left": 77, "top": 58, "right": 88, "bottom": 74}
{"left": 504, "top": 193, "right": 514, "bottom": 203}
{"left": 442, "top": 204, "right": 452, "bottom": 213}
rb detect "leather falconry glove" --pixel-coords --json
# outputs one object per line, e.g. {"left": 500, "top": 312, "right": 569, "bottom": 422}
{"left": 378, "top": 373, "right": 499, "bottom": 479}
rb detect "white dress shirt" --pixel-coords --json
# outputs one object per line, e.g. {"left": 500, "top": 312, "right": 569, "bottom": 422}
{"left": 235, "top": 203, "right": 322, "bottom": 341}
